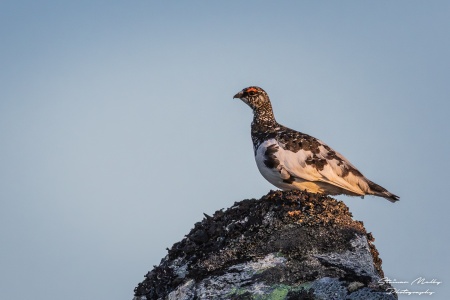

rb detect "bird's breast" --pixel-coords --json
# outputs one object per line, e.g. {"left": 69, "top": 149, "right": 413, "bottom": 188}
{"left": 254, "top": 139, "right": 292, "bottom": 189}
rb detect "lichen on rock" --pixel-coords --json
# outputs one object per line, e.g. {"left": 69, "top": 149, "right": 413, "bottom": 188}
{"left": 134, "top": 190, "right": 397, "bottom": 299}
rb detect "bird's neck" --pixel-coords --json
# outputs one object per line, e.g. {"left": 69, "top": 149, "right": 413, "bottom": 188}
{"left": 252, "top": 103, "right": 276, "bottom": 125}
{"left": 251, "top": 105, "right": 278, "bottom": 152}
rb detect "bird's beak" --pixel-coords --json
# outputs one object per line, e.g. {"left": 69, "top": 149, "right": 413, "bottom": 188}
{"left": 233, "top": 91, "right": 243, "bottom": 99}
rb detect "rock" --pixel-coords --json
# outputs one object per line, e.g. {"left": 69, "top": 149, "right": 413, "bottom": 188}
{"left": 134, "top": 190, "right": 397, "bottom": 299}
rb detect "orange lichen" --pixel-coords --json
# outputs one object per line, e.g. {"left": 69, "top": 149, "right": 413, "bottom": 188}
{"left": 287, "top": 210, "right": 302, "bottom": 218}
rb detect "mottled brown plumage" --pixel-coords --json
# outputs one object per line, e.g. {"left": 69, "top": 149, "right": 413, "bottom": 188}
{"left": 233, "top": 86, "right": 399, "bottom": 202}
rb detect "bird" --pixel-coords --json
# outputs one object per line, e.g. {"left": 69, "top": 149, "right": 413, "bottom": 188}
{"left": 233, "top": 86, "right": 399, "bottom": 203}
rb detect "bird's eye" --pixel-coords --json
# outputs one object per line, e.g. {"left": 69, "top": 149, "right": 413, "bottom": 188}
{"left": 248, "top": 91, "right": 256, "bottom": 96}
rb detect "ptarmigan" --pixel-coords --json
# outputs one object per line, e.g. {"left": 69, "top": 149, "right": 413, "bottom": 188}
{"left": 233, "top": 86, "right": 399, "bottom": 203}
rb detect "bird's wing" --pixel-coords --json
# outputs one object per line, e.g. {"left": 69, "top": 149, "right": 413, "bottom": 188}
{"left": 276, "top": 138, "right": 370, "bottom": 195}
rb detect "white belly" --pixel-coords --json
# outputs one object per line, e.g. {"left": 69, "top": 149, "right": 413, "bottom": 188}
{"left": 254, "top": 139, "right": 300, "bottom": 190}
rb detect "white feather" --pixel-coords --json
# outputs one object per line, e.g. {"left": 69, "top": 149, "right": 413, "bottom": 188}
{"left": 255, "top": 139, "right": 370, "bottom": 196}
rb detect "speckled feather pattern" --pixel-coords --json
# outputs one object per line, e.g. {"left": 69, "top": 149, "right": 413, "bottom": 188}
{"left": 233, "top": 86, "right": 399, "bottom": 202}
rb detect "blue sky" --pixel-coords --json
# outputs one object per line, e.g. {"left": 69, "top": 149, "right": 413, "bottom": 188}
{"left": 1, "top": 1, "right": 449, "bottom": 299}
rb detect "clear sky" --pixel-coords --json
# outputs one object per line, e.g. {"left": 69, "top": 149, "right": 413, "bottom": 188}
{"left": 1, "top": 1, "right": 449, "bottom": 299}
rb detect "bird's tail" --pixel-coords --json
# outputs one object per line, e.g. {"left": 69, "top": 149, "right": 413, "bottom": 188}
{"left": 367, "top": 180, "right": 400, "bottom": 203}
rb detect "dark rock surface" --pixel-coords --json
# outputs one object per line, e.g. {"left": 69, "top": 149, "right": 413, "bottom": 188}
{"left": 134, "top": 190, "right": 397, "bottom": 299}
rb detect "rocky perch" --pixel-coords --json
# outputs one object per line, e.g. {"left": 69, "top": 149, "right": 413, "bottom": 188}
{"left": 134, "top": 190, "right": 397, "bottom": 299}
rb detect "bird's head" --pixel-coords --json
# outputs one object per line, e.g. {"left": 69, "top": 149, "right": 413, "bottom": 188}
{"left": 233, "top": 86, "right": 270, "bottom": 111}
